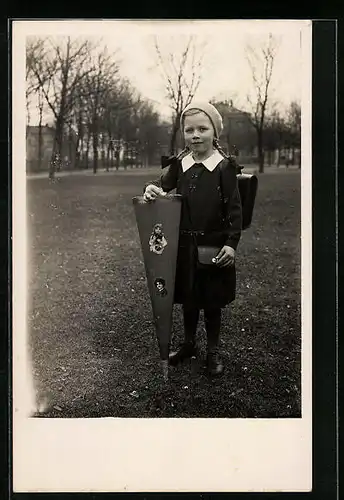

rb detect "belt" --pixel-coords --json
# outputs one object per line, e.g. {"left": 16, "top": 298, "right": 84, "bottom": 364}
{"left": 180, "top": 230, "right": 226, "bottom": 238}
{"left": 180, "top": 230, "right": 206, "bottom": 236}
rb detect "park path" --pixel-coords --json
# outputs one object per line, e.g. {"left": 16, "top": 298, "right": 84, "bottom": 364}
{"left": 26, "top": 166, "right": 161, "bottom": 180}
{"left": 26, "top": 164, "right": 298, "bottom": 180}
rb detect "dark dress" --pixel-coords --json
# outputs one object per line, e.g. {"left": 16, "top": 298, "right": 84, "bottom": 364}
{"left": 147, "top": 156, "right": 242, "bottom": 309}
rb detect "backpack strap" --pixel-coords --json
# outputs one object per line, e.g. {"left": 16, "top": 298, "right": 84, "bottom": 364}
{"left": 218, "top": 158, "right": 236, "bottom": 224}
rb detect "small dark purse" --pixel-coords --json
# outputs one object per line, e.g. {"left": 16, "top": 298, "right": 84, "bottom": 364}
{"left": 184, "top": 194, "right": 222, "bottom": 268}
{"left": 197, "top": 245, "right": 221, "bottom": 267}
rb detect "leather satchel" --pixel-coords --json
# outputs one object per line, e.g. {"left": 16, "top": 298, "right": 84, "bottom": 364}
{"left": 236, "top": 173, "right": 258, "bottom": 230}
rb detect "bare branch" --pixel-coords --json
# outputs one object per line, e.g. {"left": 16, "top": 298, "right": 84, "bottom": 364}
{"left": 244, "top": 33, "right": 279, "bottom": 172}
{"left": 153, "top": 35, "right": 206, "bottom": 152}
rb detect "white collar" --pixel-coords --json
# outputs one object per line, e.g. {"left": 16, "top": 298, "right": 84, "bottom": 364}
{"left": 181, "top": 150, "right": 224, "bottom": 172}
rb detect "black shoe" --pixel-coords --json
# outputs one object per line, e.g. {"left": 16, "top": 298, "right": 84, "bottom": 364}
{"left": 169, "top": 342, "right": 197, "bottom": 366}
{"left": 206, "top": 352, "right": 224, "bottom": 376}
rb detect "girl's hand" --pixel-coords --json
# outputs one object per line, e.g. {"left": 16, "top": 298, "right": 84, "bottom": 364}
{"left": 215, "top": 245, "right": 235, "bottom": 267}
{"left": 143, "top": 184, "right": 167, "bottom": 202}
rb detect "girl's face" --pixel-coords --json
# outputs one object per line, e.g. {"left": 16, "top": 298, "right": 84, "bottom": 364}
{"left": 183, "top": 111, "right": 215, "bottom": 157}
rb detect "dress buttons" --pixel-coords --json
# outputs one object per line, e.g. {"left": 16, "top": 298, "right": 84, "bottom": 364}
{"left": 191, "top": 173, "right": 198, "bottom": 179}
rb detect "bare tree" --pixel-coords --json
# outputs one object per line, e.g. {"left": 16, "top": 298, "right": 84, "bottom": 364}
{"left": 134, "top": 100, "right": 163, "bottom": 167}
{"left": 245, "top": 34, "right": 279, "bottom": 173}
{"left": 26, "top": 38, "right": 53, "bottom": 172}
{"left": 36, "top": 87, "right": 46, "bottom": 171}
{"left": 70, "top": 92, "right": 85, "bottom": 169}
{"left": 26, "top": 37, "right": 46, "bottom": 126}
{"left": 287, "top": 101, "right": 301, "bottom": 168}
{"left": 154, "top": 35, "right": 206, "bottom": 154}
{"left": 100, "top": 79, "right": 136, "bottom": 170}
{"left": 263, "top": 106, "right": 285, "bottom": 166}
{"left": 26, "top": 35, "right": 185, "bottom": 175}
{"left": 29, "top": 36, "right": 97, "bottom": 178}
{"left": 82, "top": 47, "right": 120, "bottom": 173}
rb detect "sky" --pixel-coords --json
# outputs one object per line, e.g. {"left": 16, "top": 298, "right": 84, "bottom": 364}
{"left": 23, "top": 20, "right": 309, "bottom": 124}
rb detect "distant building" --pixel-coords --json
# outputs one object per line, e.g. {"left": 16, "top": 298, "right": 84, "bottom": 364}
{"left": 214, "top": 101, "right": 256, "bottom": 162}
{"left": 26, "top": 125, "right": 54, "bottom": 172}
{"left": 26, "top": 125, "right": 77, "bottom": 173}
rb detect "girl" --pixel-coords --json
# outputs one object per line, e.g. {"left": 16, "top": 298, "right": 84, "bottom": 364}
{"left": 143, "top": 102, "right": 242, "bottom": 376}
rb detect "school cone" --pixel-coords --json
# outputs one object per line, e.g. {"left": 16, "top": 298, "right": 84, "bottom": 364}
{"left": 133, "top": 194, "right": 182, "bottom": 382}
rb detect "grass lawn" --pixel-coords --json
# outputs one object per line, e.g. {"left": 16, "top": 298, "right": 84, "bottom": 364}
{"left": 27, "top": 166, "right": 301, "bottom": 418}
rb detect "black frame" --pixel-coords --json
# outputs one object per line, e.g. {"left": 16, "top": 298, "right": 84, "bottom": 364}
{"left": 3, "top": 17, "right": 338, "bottom": 500}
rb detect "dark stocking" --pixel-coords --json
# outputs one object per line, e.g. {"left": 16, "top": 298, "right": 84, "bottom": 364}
{"left": 182, "top": 306, "right": 200, "bottom": 344}
{"left": 204, "top": 307, "right": 221, "bottom": 353}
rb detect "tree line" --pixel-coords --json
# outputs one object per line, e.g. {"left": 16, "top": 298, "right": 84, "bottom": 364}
{"left": 211, "top": 98, "right": 301, "bottom": 169}
{"left": 244, "top": 34, "right": 301, "bottom": 171}
{"left": 153, "top": 34, "right": 301, "bottom": 173}
{"left": 26, "top": 34, "right": 301, "bottom": 177}
{"left": 26, "top": 36, "right": 170, "bottom": 177}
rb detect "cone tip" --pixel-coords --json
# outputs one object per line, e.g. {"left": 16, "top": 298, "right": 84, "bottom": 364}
{"left": 161, "top": 359, "right": 169, "bottom": 382}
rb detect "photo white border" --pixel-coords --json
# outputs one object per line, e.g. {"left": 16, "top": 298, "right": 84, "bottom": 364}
{"left": 12, "top": 19, "right": 312, "bottom": 492}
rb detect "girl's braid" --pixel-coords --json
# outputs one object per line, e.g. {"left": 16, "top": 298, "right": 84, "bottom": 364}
{"left": 213, "top": 138, "right": 242, "bottom": 172}
{"left": 213, "top": 138, "right": 230, "bottom": 160}
{"left": 176, "top": 146, "right": 190, "bottom": 160}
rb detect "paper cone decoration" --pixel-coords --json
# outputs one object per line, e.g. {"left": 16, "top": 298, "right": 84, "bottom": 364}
{"left": 133, "top": 194, "right": 182, "bottom": 380}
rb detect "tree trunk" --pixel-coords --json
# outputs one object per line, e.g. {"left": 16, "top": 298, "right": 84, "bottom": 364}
{"left": 50, "top": 91, "right": 68, "bottom": 178}
{"left": 75, "top": 113, "right": 83, "bottom": 170}
{"left": 107, "top": 129, "right": 113, "bottom": 169}
{"left": 75, "top": 150, "right": 80, "bottom": 170}
{"left": 37, "top": 99, "right": 43, "bottom": 171}
{"left": 257, "top": 129, "right": 264, "bottom": 173}
{"left": 128, "top": 149, "right": 132, "bottom": 168}
{"left": 106, "top": 144, "right": 111, "bottom": 171}
{"left": 110, "top": 148, "right": 113, "bottom": 169}
{"left": 115, "top": 150, "right": 119, "bottom": 170}
{"left": 75, "top": 135, "right": 81, "bottom": 170}
{"left": 85, "top": 134, "right": 90, "bottom": 169}
{"left": 68, "top": 127, "right": 73, "bottom": 170}
{"left": 101, "top": 134, "right": 106, "bottom": 171}
{"left": 50, "top": 117, "right": 63, "bottom": 179}
{"left": 92, "top": 129, "right": 98, "bottom": 174}
{"left": 291, "top": 147, "right": 295, "bottom": 165}
{"left": 285, "top": 148, "right": 290, "bottom": 168}
{"left": 169, "top": 119, "right": 180, "bottom": 155}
